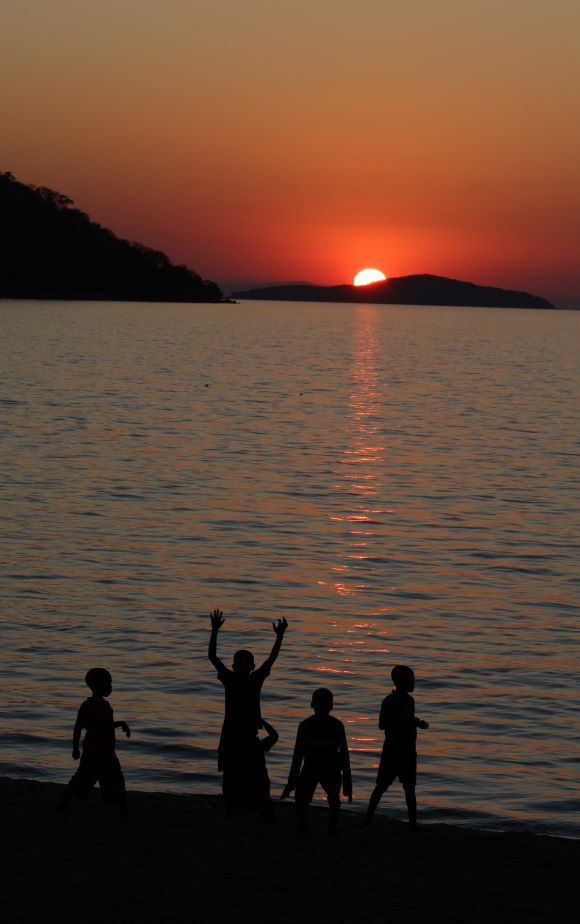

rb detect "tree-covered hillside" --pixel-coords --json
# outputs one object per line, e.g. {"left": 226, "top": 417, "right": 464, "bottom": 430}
{"left": 0, "top": 172, "right": 222, "bottom": 302}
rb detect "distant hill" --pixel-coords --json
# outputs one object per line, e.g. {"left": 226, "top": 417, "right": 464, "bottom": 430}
{"left": 222, "top": 279, "right": 313, "bottom": 297}
{"left": 233, "top": 275, "right": 555, "bottom": 309}
{"left": 0, "top": 172, "right": 222, "bottom": 302}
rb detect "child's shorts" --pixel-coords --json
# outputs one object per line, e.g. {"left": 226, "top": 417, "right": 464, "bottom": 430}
{"left": 295, "top": 768, "right": 342, "bottom": 805}
{"left": 68, "top": 755, "right": 126, "bottom": 804}
{"left": 376, "top": 748, "right": 417, "bottom": 789}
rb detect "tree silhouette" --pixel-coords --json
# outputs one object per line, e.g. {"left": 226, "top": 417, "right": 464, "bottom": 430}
{"left": 0, "top": 171, "right": 222, "bottom": 302}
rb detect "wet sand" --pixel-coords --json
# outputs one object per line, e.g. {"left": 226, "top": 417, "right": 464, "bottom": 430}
{"left": 1, "top": 777, "right": 579, "bottom": 923}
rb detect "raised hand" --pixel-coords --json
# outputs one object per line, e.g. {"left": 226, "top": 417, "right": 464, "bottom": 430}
{"left": 210, "top": 609, "right": 225, "bottom": 631}
{"left": 272, "top": 617, "right": 288, "bottom": 637}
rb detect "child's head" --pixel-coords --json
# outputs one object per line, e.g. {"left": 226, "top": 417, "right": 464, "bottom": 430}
{"left": 391, "top": 665, "right": 415, "bottom": 693}
{"left": 232, "top": 649, "right": 255, "bottom": 675}
{"left": 311, "top": 687, "right": 333, "bottom": 715}
{"left": 85, "top": 668, "right": 112, "bottom": 697}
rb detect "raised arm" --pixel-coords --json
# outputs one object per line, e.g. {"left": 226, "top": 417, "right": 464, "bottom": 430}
{"left": 208, "top": 609, "right": 226, "bottom": 671}
{"left": 260, "top": 617, "right": 288, "bottom": 672}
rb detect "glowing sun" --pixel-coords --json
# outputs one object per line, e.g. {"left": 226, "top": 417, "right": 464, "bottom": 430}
{"left": 353, "top": 268, "right": 387, "bottom": 286}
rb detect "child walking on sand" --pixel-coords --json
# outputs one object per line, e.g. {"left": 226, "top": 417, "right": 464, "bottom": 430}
{"left": 364, "top": 664, "right": 429, "bottom": 827}
{"left": 208, "top": 609, "right": 288, "bottom": 817}
{"left": 58, "top": 668, "right": 130, "bottom": 815}
{"left": 281, "top": 687, "right": 352, "bottom": 835}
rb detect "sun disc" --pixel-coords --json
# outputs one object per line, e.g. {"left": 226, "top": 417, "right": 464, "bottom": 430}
{"left": 353, "top": 268, "right": 387, "bottom": 286}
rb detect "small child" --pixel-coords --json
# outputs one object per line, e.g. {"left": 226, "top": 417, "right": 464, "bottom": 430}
{"left": 58, "top": 668, "right": 130, "bottom": 815}
{"left": 237, "top": 718, "right": 279, "bottom": 813}
{"left": 208, "top": 608, "right": 288, "bottom": 817}
{"left": 281, "top": 688, "right": 352, "bottom": 835}
{"left": 364, "top": 664, "right": 429, "bottom": 827}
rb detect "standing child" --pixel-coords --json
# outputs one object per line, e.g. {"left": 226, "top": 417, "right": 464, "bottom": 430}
{"left": 364, "top": 664, "right": 429, "bottom": 827}
{"left": 208, "top": 609, "right": 288, "bottom": 817}
{"left": 58, "top": 668, "right": 130, "bottom": 815}
{"left": 281, "top": 688, "right": 352, "bottom": 835}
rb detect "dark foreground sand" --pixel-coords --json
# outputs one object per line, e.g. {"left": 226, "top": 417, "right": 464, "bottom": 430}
{"left": 1, "top": 778, "right": 579, "bottom": 924}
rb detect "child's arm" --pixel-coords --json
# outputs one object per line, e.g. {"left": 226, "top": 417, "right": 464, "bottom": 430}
{"left": 260, "top": 618, "right": 288, "bottom": 673}
{"left": 415, "top": 718, "right": 429, "bottom": 729}
{"left": 72, "top": 705, "right": 85, "bottom": 760}
{"left": 208, "top": 609, "right": 227, "bottom": 671}
{"left": 260, "top": 718, "right": 279, "bottom": 753}
{"left": 280, "top": 725, "right": 304, "bottom": 799}
{"left": 378, "top": 697, "right": 390, "bottom": 730}
{"left": 339, "top": 724, "right": 353, "bottom": 803}
{"left": 114, "top": 721, "right": 131, "bottom": 738}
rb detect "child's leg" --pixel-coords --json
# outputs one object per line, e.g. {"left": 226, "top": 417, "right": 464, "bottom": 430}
{"left": 117, "top": 774, "right": 128, "bottom": 816}
{"left": 365, "top": 755, "right": 397, "bottom": 825}
{"left": 58, "top": 762, "right": 97, "bottom": 810}
{"left": 99, "top": 758, "right": 128, "bottom": 815}
{"left": 222, "top": 770, "right": 238, "bottom": 818}
{"left": 322, "top": 772, "right": 342, "bottom": 835}
{"left": 258, "top": 770, "right": 274, "bottom": 820}
{"left": 296, "top": 798, "right": 309, "bottom": 832}
{"left": 327, "top": 793, "right": 341, "bottom": 835}
{"left": 364, "top": 783, "right": 387, "bottom": 824}
{"left": 401, "top": 754, "right": 418, "bottom": 826}
{"left": 295, "top": 771, "right": 317, "bottom": 833}
{"left": 57, "top": 778, "right": 76, "bottom": 810}
{"left": 403, "top": 784, "right": 417, "bottom": 826}
{"left": 251, "top": 755, "right": 274, "bottom": 819}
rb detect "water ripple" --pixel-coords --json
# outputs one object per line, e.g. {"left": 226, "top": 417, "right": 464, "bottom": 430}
{"left": 0, "top": 300, "right": 578, "bottom": 836}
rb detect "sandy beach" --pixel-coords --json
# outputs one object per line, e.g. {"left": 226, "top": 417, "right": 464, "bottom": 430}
{"left": 1, "top": 777, "right": 578, "bottom": 923}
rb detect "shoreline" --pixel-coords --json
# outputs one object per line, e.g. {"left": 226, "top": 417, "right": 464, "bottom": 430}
{"left": 2, "top": 777, "right": 579, "bottom": 923}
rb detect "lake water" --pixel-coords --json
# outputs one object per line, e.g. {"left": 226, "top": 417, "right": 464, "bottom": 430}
{"left": 1, "top": 299, "right": 578, "bottom": 837}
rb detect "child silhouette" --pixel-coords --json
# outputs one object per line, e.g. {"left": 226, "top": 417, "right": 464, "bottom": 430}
{"left": 364, "top": 664, "right": 429, "bottom": 827}
{"left": 208, "top": 609, "right": 288, "bottom": 817}
{"left": 239, "top": 718, "right": 279, "bottom": 813}
{"left": 281, "top": 687, "right": 352, "bottom": 836}
{"left": 58, "top": 668, "right": 130, "bottom": 815}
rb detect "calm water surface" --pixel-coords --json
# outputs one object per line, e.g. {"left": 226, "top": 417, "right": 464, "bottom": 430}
{"left": 1, "top": 300, "right": 578, "bottom": 836}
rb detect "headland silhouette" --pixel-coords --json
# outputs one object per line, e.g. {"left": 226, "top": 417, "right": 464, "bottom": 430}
{"left": 0, "top": 171, "right": 223, "bottom": 302}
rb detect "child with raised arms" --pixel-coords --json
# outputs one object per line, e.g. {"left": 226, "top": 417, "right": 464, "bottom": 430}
{"left": 208, "top": 608, "right": 288, "bottom": 817}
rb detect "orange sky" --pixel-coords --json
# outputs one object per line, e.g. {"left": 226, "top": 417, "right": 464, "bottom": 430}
{"left": 2, "top": 0, "right": 579, "bottom": 303}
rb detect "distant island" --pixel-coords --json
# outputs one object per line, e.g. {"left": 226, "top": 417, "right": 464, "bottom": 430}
{"left": 0, "top": 172, "right": 223, "bottom": 302}
{"left": 232, "top": 276, "right": 555, "bottom": 309}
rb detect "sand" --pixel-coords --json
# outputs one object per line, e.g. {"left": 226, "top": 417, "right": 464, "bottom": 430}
{"left": 1, "top": 777, "right": 578, "bottom": 923}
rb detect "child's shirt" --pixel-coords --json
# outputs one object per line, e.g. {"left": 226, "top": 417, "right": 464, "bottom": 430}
{"left": 379, "top": 690, "right": 417, "bottom": 753}
{"left": 288, "top": 715, "right": 351, "bottom": 786}
{"left": 216, "top": 662, "right": 271, "bottom": 738}
{"left": 77, "top": 697, "right": 116, "bottom": 760}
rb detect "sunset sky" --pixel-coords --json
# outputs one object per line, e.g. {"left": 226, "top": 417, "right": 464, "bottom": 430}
{"left": 2, "top": 0, "right": 579, "bottom": 303}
